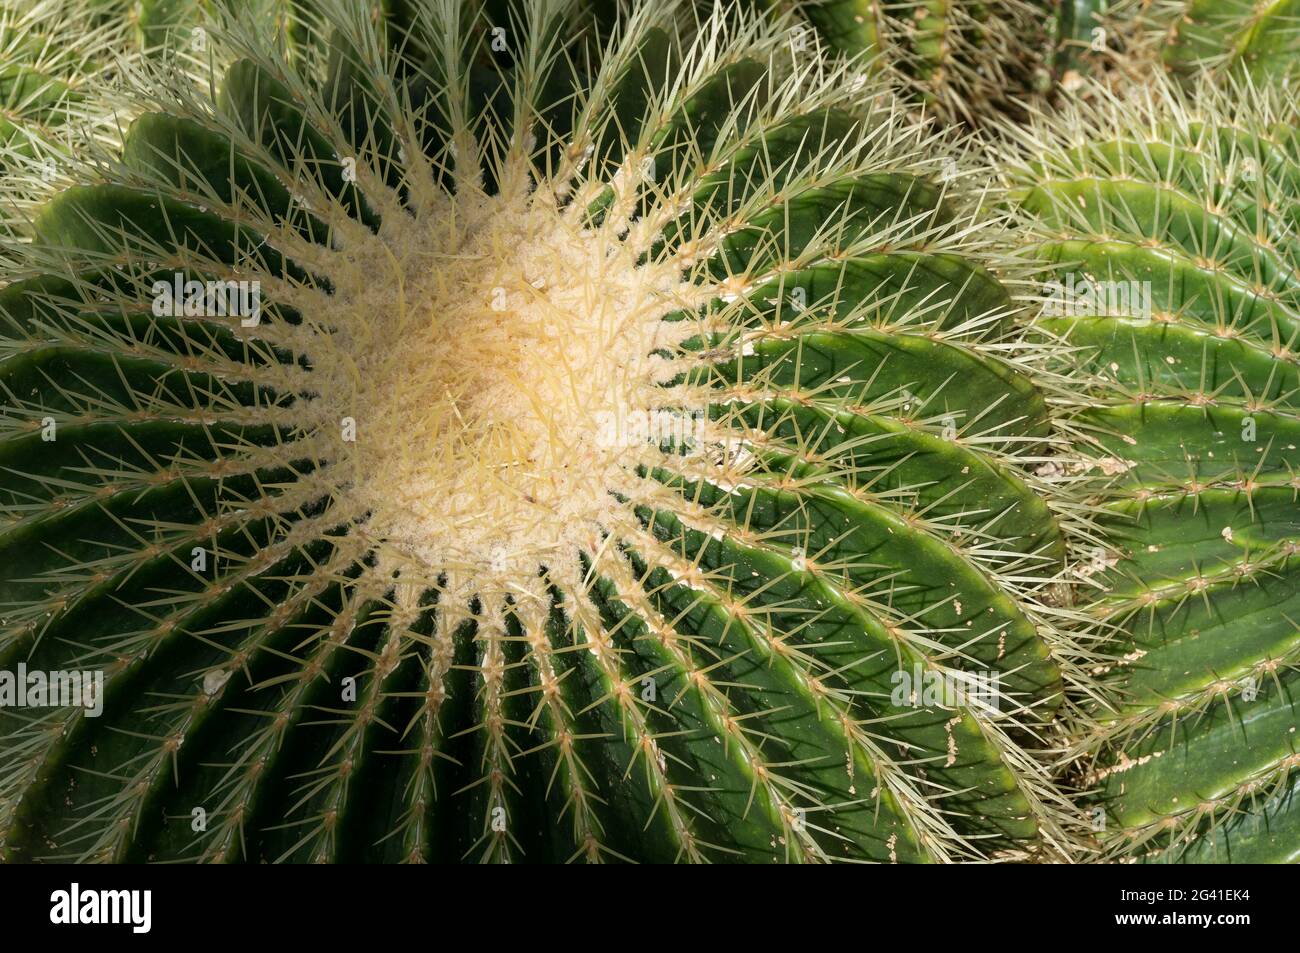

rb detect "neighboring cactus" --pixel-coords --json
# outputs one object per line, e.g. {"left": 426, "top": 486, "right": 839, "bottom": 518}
{"left": 750, "top": 2, "right": 1137, "bottom": 124}
{"left": 747, "top": 1, "right": 1054, "bottom": 124}
{"left": 1112, "top": 0, "right": 1300, "bottom": 83}
{"left": 74, "top": 1, "right": 313, "bottom": 59}
{"left": 0, "top": 0, "right": 1095, "bottom": 862}
{"left": 1001, "top": 75, "right": 1300, "bottom": 862}
{"left": 0, "top": 1, "right": 136, "bottom": 186}
{"left": 1044, "top": 0, "right": 1114, "bottom": 83}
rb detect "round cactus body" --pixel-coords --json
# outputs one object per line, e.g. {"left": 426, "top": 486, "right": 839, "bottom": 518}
{"left": 1003, "top": 76, "right": 1300, "bottom": 863}
{"left": 0, "top": 0, "right": 1092, "bottom": 863}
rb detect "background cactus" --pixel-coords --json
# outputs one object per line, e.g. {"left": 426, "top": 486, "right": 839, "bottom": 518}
{"left": 86, "top": 0, "right": 311, "bottom": 54}
{"left": 744, "top": 1, "right": 1056, "bottom": 124}
{"left": 0, "top": 0, "right": 1100, "bottom": 863}
{"left": 0, "top": 0, "right": 139, "bottom": 225}
{"left": 1044, "top": 0, "right": 1114, "bottom": 83}
{"left": 1109, "top": 0, "right": 1300, "bottom": 83}
{"left": 747, "top": 2, "right": 1144, "bottom": 124}
{"left": 1001, "top": 75, "right": 1300, "bottom": 862}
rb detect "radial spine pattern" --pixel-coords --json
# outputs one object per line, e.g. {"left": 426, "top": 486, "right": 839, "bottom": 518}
{"left": 0, "top": 0, "right": 1088, "bottom": 862}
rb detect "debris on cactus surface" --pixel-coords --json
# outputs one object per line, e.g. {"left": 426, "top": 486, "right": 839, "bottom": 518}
{"left": 0, "top": 0, "right": 1294, "bottom": 870}
{"left": 1002, "top": 73, "right": 1300, "bottom": 864}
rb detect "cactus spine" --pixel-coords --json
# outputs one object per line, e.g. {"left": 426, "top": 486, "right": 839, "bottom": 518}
{"left": 1109, "top": 0, "right": 1300, "bottom": 83}
{"left": 752, "top": 1, "right": 1056, "bottom": 123}
{"left": 0, "top": 1, "right": 141, "bottom": 224}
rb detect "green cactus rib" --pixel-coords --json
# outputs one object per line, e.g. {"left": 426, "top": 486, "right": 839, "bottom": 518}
{"left": 1004, "top": 76, "right": 1300, "bottom": 863}
{"left": 84, "top": 0, "right": 311, "bottom": 53}
{"left": 0, "top": 0, "right": 1088, "bottom": 863}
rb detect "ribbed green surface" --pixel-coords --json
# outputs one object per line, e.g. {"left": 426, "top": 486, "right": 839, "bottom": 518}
{"left": 1007, "top": 79, "right": 1300, "bottom": 862}
{"left": 0, "top": 0, "right": 1078, "bottom": 862}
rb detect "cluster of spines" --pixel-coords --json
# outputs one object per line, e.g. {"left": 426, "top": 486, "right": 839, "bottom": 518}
{"left": 0, "top": 0, "right": 150, "bottom": 244}
{"left": 754, "top": 0, "right": 1055, "bottom": 124}
{"left": 80, "top": 0, "right": 313, "bottom": 55}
